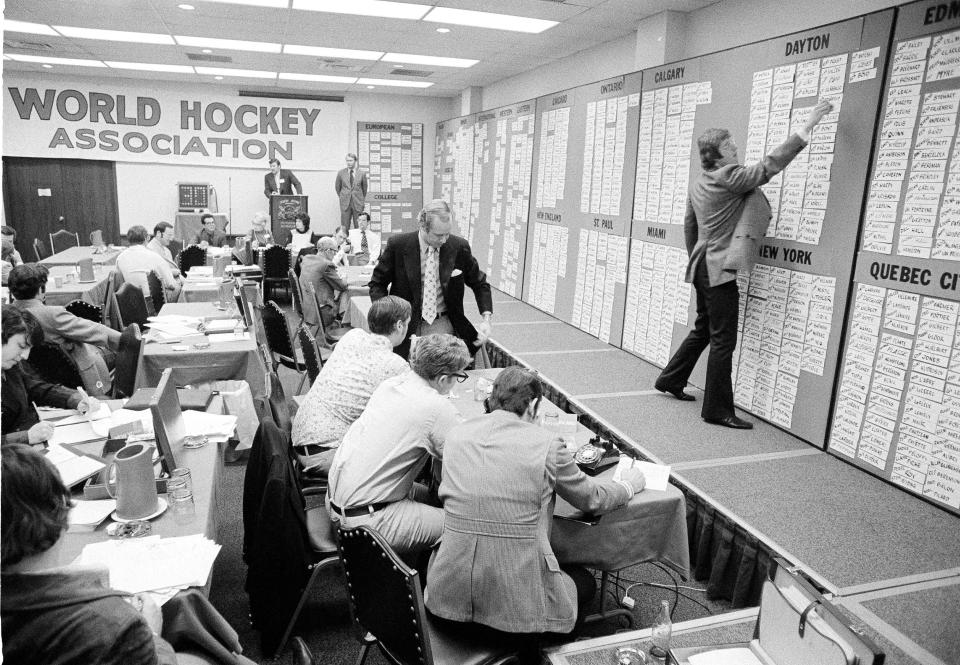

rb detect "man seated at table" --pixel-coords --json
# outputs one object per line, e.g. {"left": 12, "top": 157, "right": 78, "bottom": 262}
{"left": 332, "top": 227, "right": 352, "bottom": 267}
{"left": 247, "top": 212, "right": 274, "bottom": 248}
{"left": 116, "top": 225, "right": 182, "bottom": 302}
{"left": 299, "top": 236, "right": 348, "bottom": 331}
{"left": 347, "top": 212, "right": 381, "bottom": 265}
{"left": 0, "top": 443, "right": 179, "bottom": 663}
{"left": 192, "top": 214, "right": 227, "bottom": 249}
{"left": 425, "top": 367, "right": 645, "bottom": 640}
{"left": 1, "top": 306, "right": 100, "bottom": 446}
{"left": 327, "top": 334, "right": 471, "bottom": 557}
{"left": 8, "top": 264, "right": 120, "bottom": 395}
{"left": 292, "top": 295, "right": 411, "bottom": 474}
{"left": 146, "top": 222, "right": 181, "bottom": 278}
{"left": 1, "top": 238, "right": 18, "bottom": 285}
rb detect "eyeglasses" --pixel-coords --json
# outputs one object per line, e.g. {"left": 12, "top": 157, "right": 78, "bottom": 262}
{"left": 450, "top": 372, "right": 469, "bottom": 383}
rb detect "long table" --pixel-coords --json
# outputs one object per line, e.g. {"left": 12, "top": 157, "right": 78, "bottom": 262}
{"left": 43, "top": 264, "right": 112, "bottom": 307}
{"left": 40, "top": 245, "right": 121, "bottom": 267}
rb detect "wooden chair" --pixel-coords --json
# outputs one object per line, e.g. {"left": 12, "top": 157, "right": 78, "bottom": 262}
{"left": 49, "top": 229, "right": 80, "bottom": 254}
{"left": 261, "top": 300, "right": 308, "bottom": 393}
{"left": 178, "top": 244, "right": 206, "bottom": 275}
{"left": 25, "top": 342, "right": 84, "bottom": 390}
{"left": 262, "top": 245, "right": 291, "bottom": 301}
{"left": 337, "top": 526, "right": 521, "bottom": 665}
{"left": 33, "top": 238, "right": 50, "bottom": 262}
{"left": 295, "top": 324, "right": 322, "bottom": 387}
{"left": 289, "top": 268, "right": 306, "bottom": 328}
{"left": 305, "top": 282, "right": 349, "bottom": 348}
{"left": 112, "top": 324, "right": 142, "bottom": 399}
{"left": 114, "top": 283, "right": 150, "bottom": 329}
{"left": 102, "top": 270, "right": 126, "bottom": 331}
{"left": 145, "top": 271, "right": 165, "bottom": 317}
{"left": 65, "top": 300, "right": 103, "bottom": 324}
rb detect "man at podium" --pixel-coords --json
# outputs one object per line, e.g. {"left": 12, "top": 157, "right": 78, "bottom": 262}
{"left": 263, "top": 158, "right": 302, "bottom": 198}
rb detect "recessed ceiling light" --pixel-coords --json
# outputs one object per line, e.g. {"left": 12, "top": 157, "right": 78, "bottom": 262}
{"left": 292, "top": 0, "right": 430, "bottom": 20}
{"left": 367, "top": 85, "right": 374, "bottom": 89}
{"left": 195, "top": 66, "right": 276, "bottom": 79}
{"left": 215, "top": 76, "right": 224, "bottom": 80}
{"left": 356, "top": 77, "right": 432, "bottom": 88}
{"left": 6, "top": 54, "right": 107, "bottom": 67}
{"left": 178, "top": 3, "right": 196, "bottom": 9}
{"left": 384, "top": 52, "right": 477, "bottom": 68}
{"left": 176, "top": 35, "right": 281, "bottom": 53}
{"left": 423, "top": 7, "right": 558, "bottom": 33}
{"left": 279, "top": 72, "right": 358, "bottom": 83}
{"left": 42, "top": 64, "right": 53, "bottom": 69}
{"left": 202, "top": 48, "right": 213, "bottom": 54}
{"left": 106, "top": 61, "right": 196, "bottom": 73}
{"left": 53, "top": 25, "right": 176, "bottom": 44}
{"left": 435, "top": 27, "right": 450, "bottom": 33}
{"left": 194, "top": 0, "right": 287, "bottom": 6}
{"left": 3, "top": 20, "right": 60, "bottom": 36}
{"left": 283, "top": 44, "right": 383, "bottom": 60}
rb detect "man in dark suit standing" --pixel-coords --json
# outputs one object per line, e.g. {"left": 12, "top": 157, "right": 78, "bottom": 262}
{"left": 655, "top": 99, "right": 833, "bottom": 430}
{"left": 334, "top": 153, "right": 368, "bottom": 231}
{"left": 369, "top": 199, "right": 492, "bottom": 359}
{"left": 263, "top": 158, "right": 302, "bottom": 198}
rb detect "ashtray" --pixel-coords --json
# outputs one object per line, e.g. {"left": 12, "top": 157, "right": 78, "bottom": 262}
{"left": 183, "top": 435, "right": 209, "bottom": 449}
{"left": 106, "top": 520, "right": 152, "bottom": 538}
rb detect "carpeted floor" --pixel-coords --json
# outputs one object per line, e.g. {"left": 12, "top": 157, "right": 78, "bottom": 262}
{"left": 860, "top": 583, "right": 960, "bottom": 664}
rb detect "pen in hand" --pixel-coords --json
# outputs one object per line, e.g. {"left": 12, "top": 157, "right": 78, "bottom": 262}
{"left": 76, "top": 386, "right": 90, "bottom": 419}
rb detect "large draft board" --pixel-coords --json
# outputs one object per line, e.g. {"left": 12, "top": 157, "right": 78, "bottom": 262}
{"left": 523, "top": 74, "right": 643, "bottom": 344}
{"left": 828, "top": 0, "right": 960, "bottom": 515}
{"left": 357, "top": 122, "right": 423, "bottom": 235}
{"left": 463, "top": 101, "right": 537, "bottom": 298}
{"left": 434, "top": 114, "right": 478, "bottom": 240}
{"left": 620, "top": 12, "right": 895, "bottom": 447}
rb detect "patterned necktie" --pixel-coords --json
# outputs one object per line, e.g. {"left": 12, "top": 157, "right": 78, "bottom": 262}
{"left": 349, "top": 169, "right": 354, "bottom": 187}
{"left": 422, "top": 247, "right": 439, "bottom": 324}
{"left": 361, "top": 229, "right": 369, "bottom": 253}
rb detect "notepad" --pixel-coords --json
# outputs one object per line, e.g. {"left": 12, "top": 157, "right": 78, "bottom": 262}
{"left": 207, "top": 332, "right": 250, "bottom": 343}
{"left": 45, "top": 444, "right": 105, "bottom": 487}
{"left": 67, "top": 499, "right": 117, "bottom": 532}
{"left": 53, "top": 402, "right": 112, "bottom": 426}
{"left": 689, "top": 648, "right": 763, "bottom": 665}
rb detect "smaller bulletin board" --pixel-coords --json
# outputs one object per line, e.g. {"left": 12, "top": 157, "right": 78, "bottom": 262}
{"left": 357, "top": 122, "right": 423, "bottom": 236}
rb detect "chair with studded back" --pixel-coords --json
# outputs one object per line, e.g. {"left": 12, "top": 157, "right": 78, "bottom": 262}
{"left": 25, "top": 342, "right": 85, "bottom": 390}
{"left": 65, "top": 299, "right": 103, "bottom": 324}
{"left": 295, "top": 324, "right": 323, "bottom": 388}
{"left": 49, "top": 229, "right": 80, "bottom": 255}
{"left": 242, "top": 420, "right": 340, "bottom": 658}
{"left": 145, "top": 271, "right": 165, "bottom": 317}
{"left": 288, "top": 268, "right": 306, "bottom": 328}
{"left": 178, "top": 244, "right": 206, "bottom": 275}
{"left": 33, "top": 238, "right": 50, "bottom": 262}
{"left": 114, "top": 283, "right": 150, "bottom": 329}
{"left": 261, "top": 300, "right": 308, "bottom": 393}
{"left": 337, "top": 525, "right": 522, "bottom": 665}
{"left": 112, "top": 324, "right": 142, "bottom": 399}
{"left": 262, "top": 245, "right": 290, "bottom": 302}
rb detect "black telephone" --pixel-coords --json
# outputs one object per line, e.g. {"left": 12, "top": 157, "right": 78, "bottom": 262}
{"left": 574, "top": 436, "right": 622, "bottom": 475}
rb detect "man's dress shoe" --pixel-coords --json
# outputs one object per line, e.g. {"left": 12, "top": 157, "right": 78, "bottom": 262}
{"left": 654, "top": 381, "right": 695, "bottom": 401}
{"left": 704, "top": 415, "right": 753, "bottom": 430}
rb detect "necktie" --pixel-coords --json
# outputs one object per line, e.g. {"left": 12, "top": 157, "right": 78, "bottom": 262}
{"left": 422, "top": 247, "right": 439, "bottom": 324}
{"left": 361, "top": 229, "right": 369, "bottom": 253}
{"left": 349, "top": 169, "right": 354, "bottom": 187}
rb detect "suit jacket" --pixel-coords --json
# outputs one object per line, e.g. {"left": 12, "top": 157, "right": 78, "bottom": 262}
{"left": 299, "top": 253, "right": 347, "bottom": 327}
{"left": 192, "top": 228, "right": 228, "bottom": 248}
{"left": 334, "top": 168, "right": 368, "bottom": 212}
{"left": 263, "top": 169, "right": 302, "bottom": 198}
{"left": 1, "top": 363, "right": 79, "bottom": 444}
{"left": 369, "top": 231, "right": 492, "bottom": 355}
{"left": 685, "top": 133, "right": 807, "bottom": 287}
{"left": 425, "top": 411, "right": 632, "bottom": 634}
{"left": 13, "top": 298, "right": 120, "bottom": 394}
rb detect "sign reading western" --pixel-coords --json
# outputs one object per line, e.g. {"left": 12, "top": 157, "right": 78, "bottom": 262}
{"left": 3, "top": 75, "right": 349, "bottom": 169}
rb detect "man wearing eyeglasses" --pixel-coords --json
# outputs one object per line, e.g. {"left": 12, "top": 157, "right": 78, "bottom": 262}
{"left": 327, "top": 334, "right": 471, "bottom": 558}
{"left": 299, "top": 236, "right": 349, "bottom": 330}
{"left": 369, "top": 199, "right": 493, "bottom": 359}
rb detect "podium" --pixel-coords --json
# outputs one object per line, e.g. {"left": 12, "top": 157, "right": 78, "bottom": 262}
{"left": 270, "top": 195, "right": 307, "bottom": 243}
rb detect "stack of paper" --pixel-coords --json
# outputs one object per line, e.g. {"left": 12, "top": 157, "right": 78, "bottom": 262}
{"left": 182, "top": 410, "right": 237, "bottom": 442}
{"left": 202, "top": 318, "right": 241, "bottom": 334}
{"left": 79, "top": 534, "right": 221, "bottom": 595}
{"left": 145, "top": 317, "right": 200, "bottom": 342}
{"left": 207, "top": 332, "right": 250, "bottom": 343}
{"left": 67, "top": 499, "right": 117, "bottom": 532}
{"left": 45, "top": 444, "right": 105, "bottom": 486}
{"left": 52, "top": 402, "right": 112, "bottom": 426}
{"left": 186, "top": 266, "right": 214, "bottom": 278}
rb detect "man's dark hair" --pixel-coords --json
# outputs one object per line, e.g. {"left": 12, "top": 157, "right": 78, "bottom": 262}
{"left": 1, "top": 444, "right": 73, "bottom": 566}
{"left": 698, "top": 128, "right": 731, "bottom": 170}
{"left": 358, "top": 211, "right": 371, "bottom": 223}
{"left": 7, "top": 264, "right": 48, "bottom": 301}
{"left": 488, "top": 367, "right": 543, "bottom": 417}
{"left": 126, "top": 225, "right": 149, "bottom": 245}
{"left": 269, "top": 158, "right": 280, "bottom": 167}
{"left": 153, "top": 222, "right": 173, "bottom": 237}
{"left": 200, "top": 213, "right": 215, "bottom": 225}
{"left": 295, "top": 213, "right": 311, "bottom": 230}
{"left": 368, "top": 296, "right": 411, "bottom": 336}
{"left": 1, "top": 305, "right": 38, "bottom": 345}
{"left": 1, "top": 226, "right": 16, "bottom": 240}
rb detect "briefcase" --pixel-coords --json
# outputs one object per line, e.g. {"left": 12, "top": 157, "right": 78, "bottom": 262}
{"left": 669, "top": 558, "right": 883, "bottom": 665}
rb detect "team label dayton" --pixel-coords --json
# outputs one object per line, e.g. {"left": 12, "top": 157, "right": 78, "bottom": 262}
{"left": 7, "top": 87, "right": 322, "bottom": 160}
